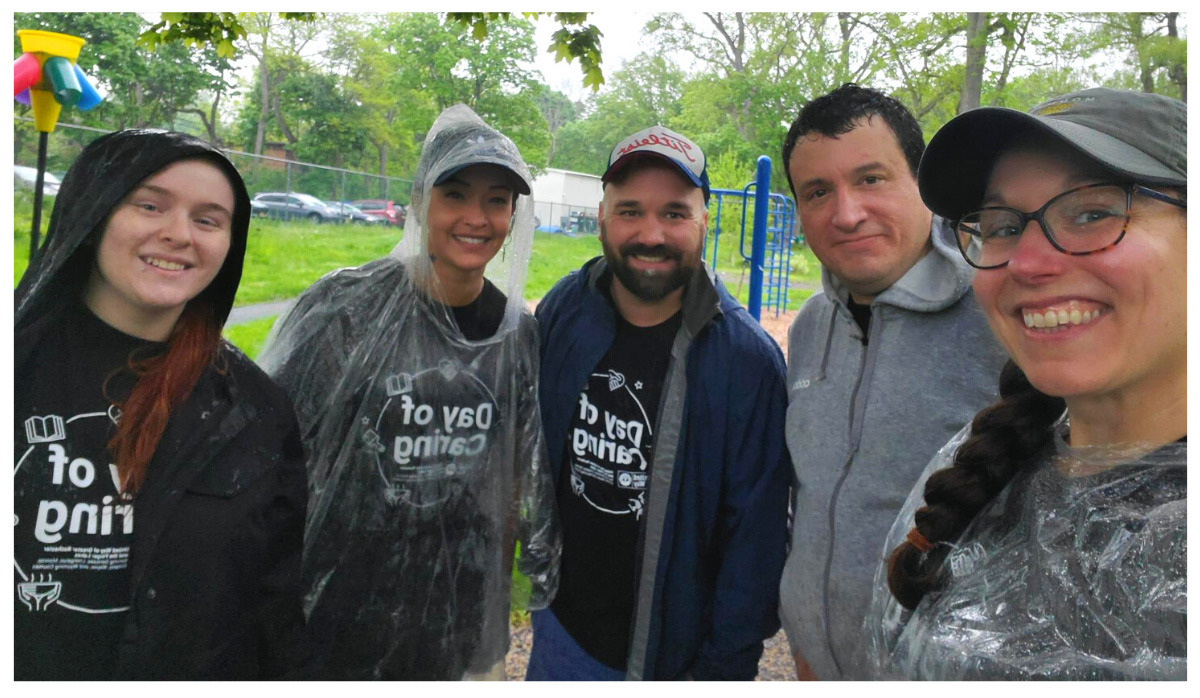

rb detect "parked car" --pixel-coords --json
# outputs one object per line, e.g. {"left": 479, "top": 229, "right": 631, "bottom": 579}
{"left": 251, "top": 191, "right": 342, "bottom": 223}
{"left": 352, "top": 199, "right": 406, "bottom": 227}
{"left": 329, "top": 202, "right": 387, "bottom": 225}
{"left": 15, "top": 165, "right": 61, "bottom": 197}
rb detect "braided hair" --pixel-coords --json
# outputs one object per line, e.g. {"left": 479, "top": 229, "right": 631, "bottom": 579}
{"left": 886, "top": 359, "right": 1065, "bottom": 609}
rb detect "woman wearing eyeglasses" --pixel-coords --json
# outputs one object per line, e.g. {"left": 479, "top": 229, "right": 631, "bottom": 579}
{"left": 860, "top": 88, "right": 1186, "bottom": 680}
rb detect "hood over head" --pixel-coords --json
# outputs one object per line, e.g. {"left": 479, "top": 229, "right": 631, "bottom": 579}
{"left": 15, "top": 129, "right": 251, "bottom": 330}
{"left": 391, "top": 104, "right": 535, "bottom": 331}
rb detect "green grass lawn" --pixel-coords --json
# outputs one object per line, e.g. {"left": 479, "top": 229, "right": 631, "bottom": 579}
{"left": 234, "top": 218, "right": 400, "bottom": 305}
{"left": 224, "top": 315, "right": 278, "bottom": 360}
{"left": 17, "top": 203, "right": 819, "bottom": 311}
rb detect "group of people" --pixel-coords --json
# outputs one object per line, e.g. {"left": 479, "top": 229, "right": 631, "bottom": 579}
{"left": 13, "top": 81, "right": 1185, "bottom": 681}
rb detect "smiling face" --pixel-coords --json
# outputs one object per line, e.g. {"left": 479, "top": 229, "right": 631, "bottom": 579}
{"left": 972, "top": 142, "right": 1187, "bottom": 406}
{"left": 788, "top": 117, "right": 933, "bottom": 302}
{"left": 599, "top": 161, "right": 708, "bottom": 318}
{"left": 425, "top": 163, "right": 516, "bottom": 292}
{"left": 83, "top": 158, "right": 235, "bottom": 339}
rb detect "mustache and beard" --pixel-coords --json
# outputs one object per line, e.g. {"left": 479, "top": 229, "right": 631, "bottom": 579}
{"left": 600, "top": 221, "right": 702, "bottom": 303}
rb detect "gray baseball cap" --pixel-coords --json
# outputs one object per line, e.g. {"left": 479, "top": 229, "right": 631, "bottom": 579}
{"left": 918, "top": 87, "right": 1186, "bottom": 221}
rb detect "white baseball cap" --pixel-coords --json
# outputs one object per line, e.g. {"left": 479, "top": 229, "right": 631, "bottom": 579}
{"left": 602, "top": 125, "right": 710, "bottom": 201}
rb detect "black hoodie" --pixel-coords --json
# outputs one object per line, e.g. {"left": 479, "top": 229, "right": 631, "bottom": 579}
{"left": 14, "top": 130, "right": 306, "bottom": 679}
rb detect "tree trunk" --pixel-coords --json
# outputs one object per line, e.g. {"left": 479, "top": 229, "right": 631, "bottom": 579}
{"left": 837, "top": 13, "right": 854, "bottom": 82}
{"left": 958, "top": 12, "right": 988, "bottom": 114}
{"left": 378, "top": 143, "right": 388, "bottom": 180}
{"left": 1166, "top": 12, "right": 1186, "bottom": 101}
{"left": 132, "top": 81, "right": 142, "bottom": 127}
{"left": 255, "top": 51, "right": 270, "bottom": 155}
{"left": 273, "top": 94, "right": 298, "bottom": 145}
{"left": 1127, "top": 15, "right": 1156, "bottom": 93}
{"left": 206, "top": 92, "right": 222, "bottom": 145}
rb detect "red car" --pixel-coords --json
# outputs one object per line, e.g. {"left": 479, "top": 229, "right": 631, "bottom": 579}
{"left": 353, "top": 199, "right": 406, "bottom": 227}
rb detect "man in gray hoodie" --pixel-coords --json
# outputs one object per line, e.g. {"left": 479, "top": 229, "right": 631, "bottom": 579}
{"left": 777, "top": 84, "right": 1007, "bottom": 679}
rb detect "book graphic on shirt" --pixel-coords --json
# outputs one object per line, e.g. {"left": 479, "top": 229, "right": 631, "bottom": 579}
{"left": 385, "top": 372, "right": 413, "bottom": 397}
{"left": 568, "top": 370, "right": 653, "bottom": 518}
{"left": 24, "top": 415, "right": 66, "bottom": 444}
{"left": 15, "top": 409, "right": 133, "bottom": 615}
{"left": 363, "top": 361, "right": 499, "bottom": 509}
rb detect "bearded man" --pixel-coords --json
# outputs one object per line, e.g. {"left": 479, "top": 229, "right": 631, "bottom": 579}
{"left": 527, "top": 125, "right": 790, "bottom": 681}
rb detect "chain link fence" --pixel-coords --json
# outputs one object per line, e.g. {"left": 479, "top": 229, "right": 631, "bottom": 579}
{"left": 14, "top": 117, "right": 414, "bottom": 211}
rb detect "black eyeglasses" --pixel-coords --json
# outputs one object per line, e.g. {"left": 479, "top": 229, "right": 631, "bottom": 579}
{"left": 954, "top": 182, "right": 1186, "bottom": 269}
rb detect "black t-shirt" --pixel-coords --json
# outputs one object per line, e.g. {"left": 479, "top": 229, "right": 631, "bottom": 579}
{"left": 301, "top": 276, "right": 515, "bottom": 679}
{"left": 551, "top": 281, "right": 682, "bottom": 670}
{"left": 14, "top": 300, "right": 163, "bottom": 680}
{"left": 846, "top": 296, "right": 871, "bottom": 344}
{"left": 449, "top": 278, "right": 506, "bottom": 341}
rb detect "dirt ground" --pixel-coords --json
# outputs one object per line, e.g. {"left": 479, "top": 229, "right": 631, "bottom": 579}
{"left": 504, "top": 309, "right": 799, "bottom": 680}
{"left": 757, "top": 309, "right": 796, "bottom": 362}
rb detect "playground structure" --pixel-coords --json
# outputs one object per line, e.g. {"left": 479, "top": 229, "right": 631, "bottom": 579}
{"left": 705, "top": 156, "right": 799, "bottom": 320}
{"left": 13, "top": 29, "right": 104, "bottom": 258}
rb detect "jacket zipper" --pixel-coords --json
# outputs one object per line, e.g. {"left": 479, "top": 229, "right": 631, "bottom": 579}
{"left": 821, "top": 304, "right": 877, "bottom": 677}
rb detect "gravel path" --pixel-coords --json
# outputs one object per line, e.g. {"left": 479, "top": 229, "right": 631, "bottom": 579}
{"left": 224, "top": 299, "right": 293, "bottom": 328}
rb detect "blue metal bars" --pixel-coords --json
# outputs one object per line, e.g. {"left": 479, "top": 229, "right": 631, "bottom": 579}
{"left": 702, "top": 157, "right": 797, "bottom": 321}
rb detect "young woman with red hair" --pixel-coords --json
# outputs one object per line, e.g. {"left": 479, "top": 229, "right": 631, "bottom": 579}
{"left": 14, "top": 130, "right": 306, "bottom": 679}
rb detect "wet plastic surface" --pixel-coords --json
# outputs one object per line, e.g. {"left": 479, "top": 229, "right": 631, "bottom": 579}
{"left": 861, "top": 421, "right": 1186, "bottom": 680}
{"left": 258, "top": 105, "right": 560, "bottom": 679}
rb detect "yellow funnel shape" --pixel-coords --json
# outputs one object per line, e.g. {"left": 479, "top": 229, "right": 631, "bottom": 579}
{"left": 17, "top": 30, "right": 85, "bottom": 62}
{"left": 30, "top": 89, "right": 63, "bottom": 133}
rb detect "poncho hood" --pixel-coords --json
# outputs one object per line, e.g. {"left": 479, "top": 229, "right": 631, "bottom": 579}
{"left": 15, "top": 129, "right": 251, "bottom": 330}
{"left": 391, "top": 104, "right": 536, "bottom": 337}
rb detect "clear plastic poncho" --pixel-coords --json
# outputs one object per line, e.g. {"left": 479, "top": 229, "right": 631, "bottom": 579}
{"left": 860, "top": 420, "right": 1186, "bottom": 680}
{"left": 257, "top": 104, "right": 560, "bottom": 680}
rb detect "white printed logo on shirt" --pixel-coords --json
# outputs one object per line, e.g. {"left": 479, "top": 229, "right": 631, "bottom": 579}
{"left": 360, "top": 360, "right": 499, "bottom": 509}
{"left": 14, "top": 410, "right": 133, "bottom": 614}
{"left": 568, "top": 370, "right": 653, "bottom": 519}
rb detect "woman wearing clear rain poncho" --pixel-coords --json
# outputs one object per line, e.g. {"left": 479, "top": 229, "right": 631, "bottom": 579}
{"left": 257, "top": 104, "right": 560, "bottom": 680}
{"left": 859, "top": 88, "right": 1186, "bottom": 680}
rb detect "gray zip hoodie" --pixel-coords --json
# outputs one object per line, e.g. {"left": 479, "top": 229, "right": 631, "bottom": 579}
{"left": 778, "top": 218, "right": 1008, "bottom": 679}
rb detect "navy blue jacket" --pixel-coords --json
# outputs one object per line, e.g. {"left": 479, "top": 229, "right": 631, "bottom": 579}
{"left": 536, "top": 257, "right": 790, "bottom": 680}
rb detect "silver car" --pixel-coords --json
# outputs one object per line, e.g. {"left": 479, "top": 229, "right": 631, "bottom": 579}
{"left": 251, "top": 191, "right": 342, "bottom": 223}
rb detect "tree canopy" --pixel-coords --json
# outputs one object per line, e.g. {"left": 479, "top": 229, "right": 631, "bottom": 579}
{"left": 15, "top": 12, "right": 1186, "bottom": 196}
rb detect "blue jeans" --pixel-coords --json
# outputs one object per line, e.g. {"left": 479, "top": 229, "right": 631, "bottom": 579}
{"left": 525, "top": 609, "right": 626, "bottom": 681}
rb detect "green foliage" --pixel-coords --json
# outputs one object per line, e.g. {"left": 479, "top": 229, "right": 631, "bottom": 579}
{"left": 549, "top": 53, "right": 688, "bottom": 175}
{"left": 139, "top": 12, "right": 317, "bottom": 58}
{"left": 16, "top": 11, "right": 1187, "bottom": 253}
{"left": 448, "top": 12, "right": 605, "bottom": 90}
{"left": 1075, "top": 13, "right": 1187, "bottom": 100}
{"left": 706, "top": 149, "right": 756, "bottom": 191}
{"left": 16, "top": 12, "right": 231, "bottom": 139}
